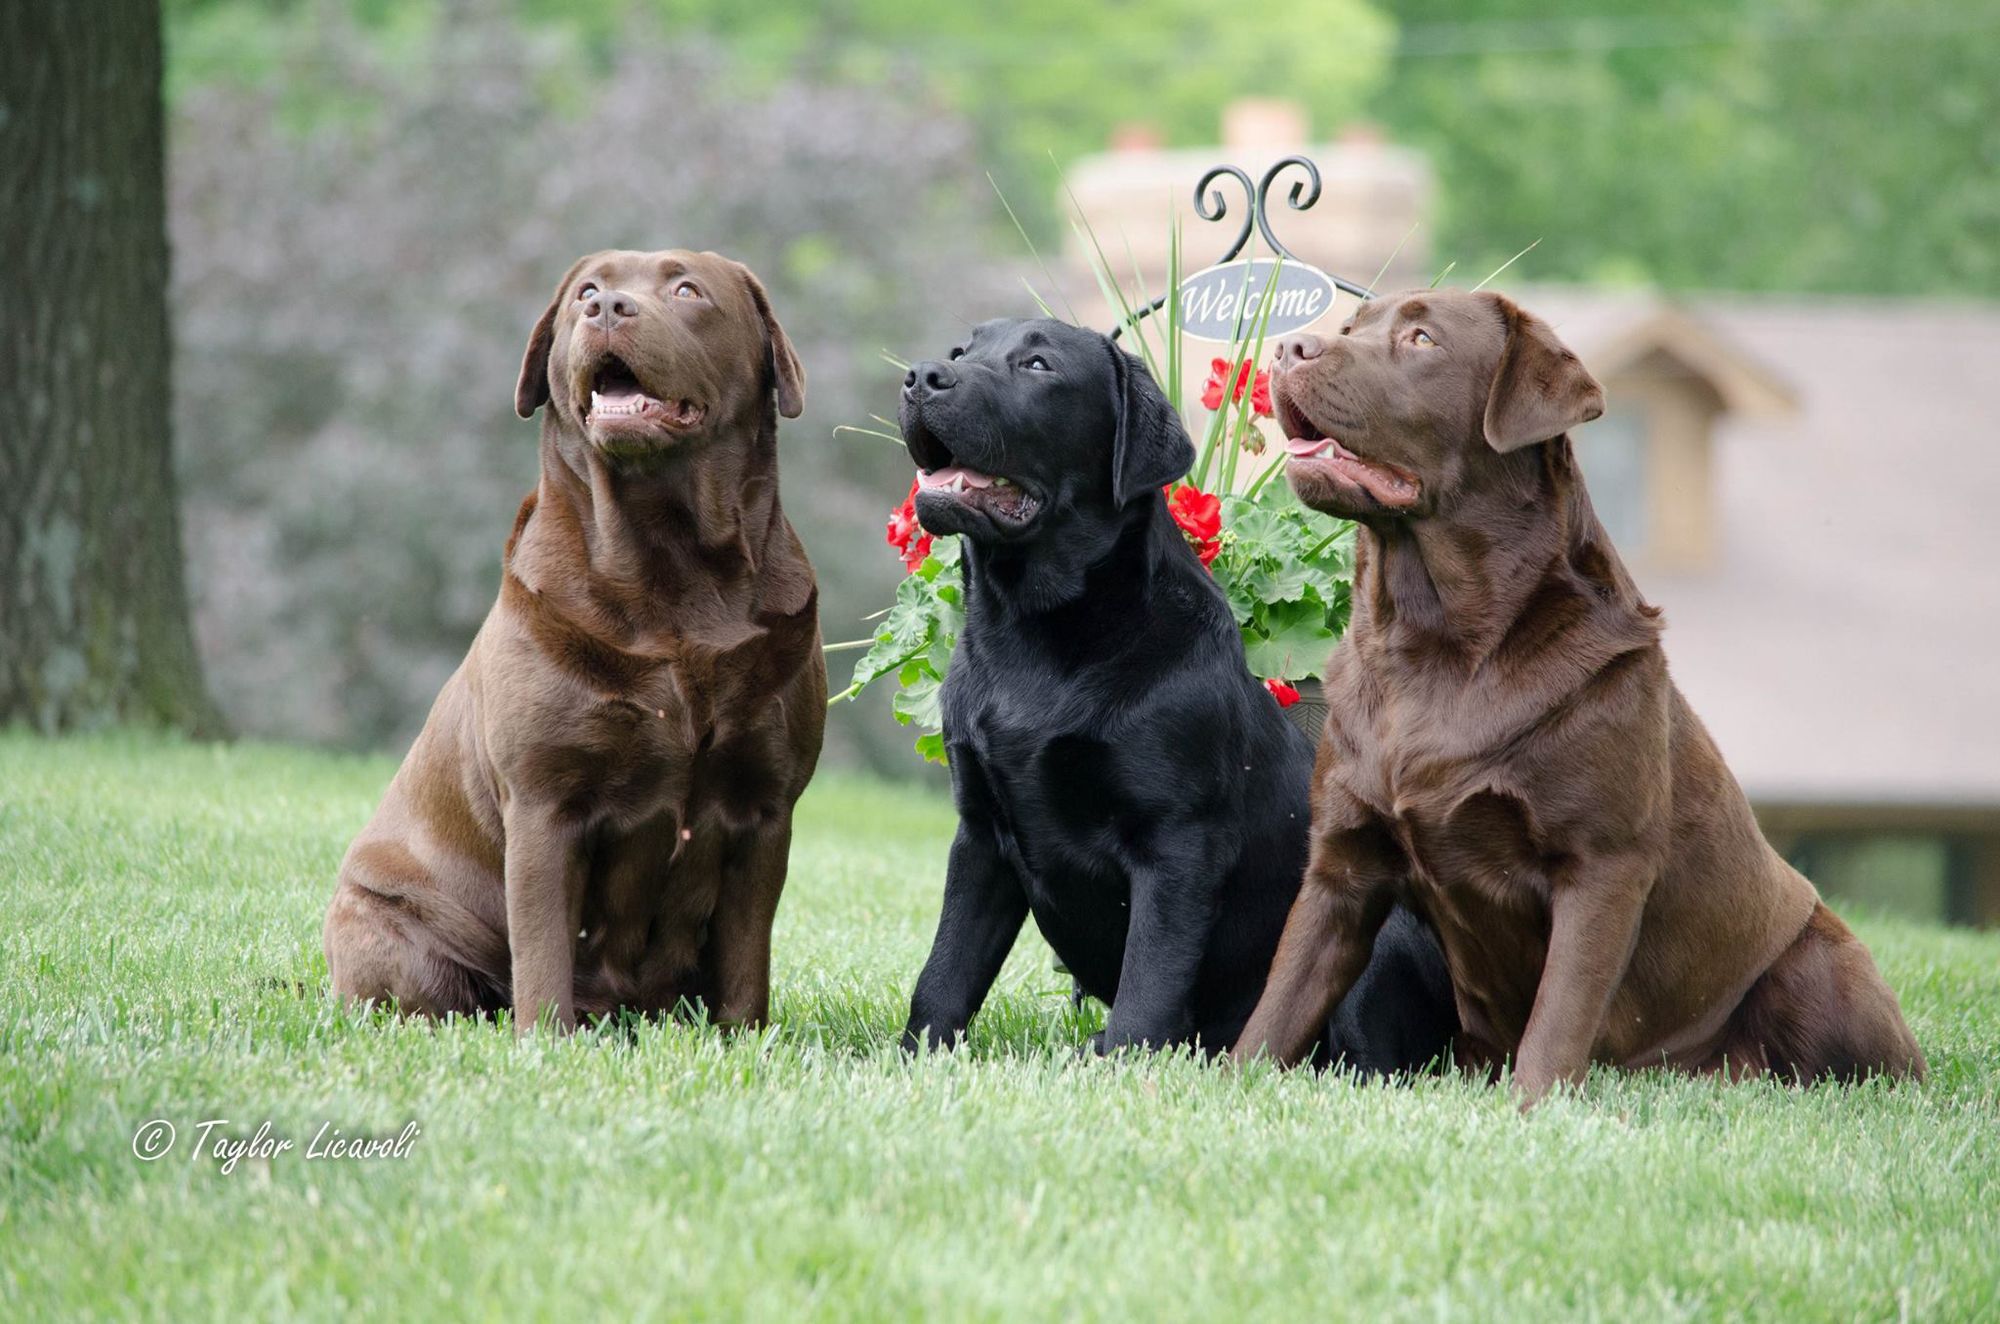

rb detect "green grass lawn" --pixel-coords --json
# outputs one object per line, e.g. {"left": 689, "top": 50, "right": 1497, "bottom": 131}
{"left": 2, "top": 732, "right": 1996, "bottom": 1320}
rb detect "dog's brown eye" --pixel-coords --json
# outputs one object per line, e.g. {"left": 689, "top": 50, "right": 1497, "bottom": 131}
{"left": 948, "top": 347, "right": 965, "bottom": 361}
{"left": 1413, "top": 329, "right": 1437, "bottom": 348}
{"left": 575, "top": 282, "right": 598, "bottom": 302}
{"left": 672, "top": 281, "right": 700, "bottom": 300}
{"left": 1024, "top": 356, "right": 1050, "bottom": 372}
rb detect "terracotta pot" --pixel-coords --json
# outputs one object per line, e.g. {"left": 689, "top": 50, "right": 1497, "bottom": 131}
{"left": 1280, "top": 677, "right": 1328, "bottom": 737}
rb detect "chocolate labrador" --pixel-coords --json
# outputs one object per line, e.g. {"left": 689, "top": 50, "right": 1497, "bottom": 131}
{"left": 897, "top": 317, "right": 1457, "bottom": 1065}
{"left": 1233, "top": 289, "right": 1924, "bottom": 1102}
{"left": 323, "top": 249, "right": 824, "bottom": 1031}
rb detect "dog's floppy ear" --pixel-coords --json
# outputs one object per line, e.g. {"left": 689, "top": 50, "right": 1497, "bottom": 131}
{"left": 514, "top": 256, "right": 589, "bottom": 420}
{"left": 1480, "top": 293, "right": 1604, "bottom": 453}
{"left": 1108, "top": 342, "right": 1195, "bottom": 505}
{"left": 735, "top": 262, "right": 806, "bottom": 419}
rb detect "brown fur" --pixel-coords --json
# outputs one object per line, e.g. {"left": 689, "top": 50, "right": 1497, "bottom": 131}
{"left": 1234, "top": 289, "right": 1923, "bottom": 1103}
{"left": 323, "top": 250, "right": 825, "bottom": 1031}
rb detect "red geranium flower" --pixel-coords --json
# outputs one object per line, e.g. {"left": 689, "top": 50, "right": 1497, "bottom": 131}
{"left": 1250, "top": 369, "right": 1273, "bottom": 417}
{"left": 1201, "top": 358, "right": 1275, "bottom": 418}
{"left": 1165, "top": 483, "right": 1221, "bottom": 543}
{"left": 885, "top": 477, "right": 933, "bottom": 573}
{"left": 1200, "top": 357, "right": 1253, "bottom": 411}
{"left": 1164, "top": 482, "right": 1222, "bottom": 570}
{"left": 1264, "top": 677, "right": 1300, "bottom": 708}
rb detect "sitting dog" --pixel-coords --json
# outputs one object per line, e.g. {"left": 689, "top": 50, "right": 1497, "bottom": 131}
{"left": 897, "top": 317, "right": 1457, "bottom": 1065}
{"left": 323, "top": 249, "right": 825, "bottom": 1030}
{"left": 1234, "top": 289, "right": 1924, "bottom": 1101}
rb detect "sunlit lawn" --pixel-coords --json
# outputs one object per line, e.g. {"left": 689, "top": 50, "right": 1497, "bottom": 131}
{"left": 2, "top": 732, "right": 1995, "bottom": 1320}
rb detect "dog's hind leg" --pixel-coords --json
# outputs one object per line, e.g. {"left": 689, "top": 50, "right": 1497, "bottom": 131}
{"left": 324, "top": 841, "right": 507, "bottom": 1019}
{"left": 324, "top": 885, "right": 482, "bottom": 1018}
{"left": 1737, "top": 902, "right": 1926, "bottom": 1084}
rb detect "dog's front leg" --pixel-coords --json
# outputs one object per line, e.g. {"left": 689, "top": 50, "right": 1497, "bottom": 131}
{"left": 1098, "top": 858, "right": 1223, "bottom": 1053}
{"left": 903, "top": 825, "right": 1028, "bottom": 1052}
{"left": 701, "top": 816, "right": 793, "bottom": 1031}
{"left": 1512, "top": 855, "right": 1652, "bottom": 1107}
{"left": 503, "top": 804, "right": 586, "bottom": 1033}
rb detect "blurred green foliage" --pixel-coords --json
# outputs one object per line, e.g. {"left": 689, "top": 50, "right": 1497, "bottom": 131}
{"left": 164, "top": 0, "right": 1393, "bottom": 231}
{"left": 164, "top": 0, "right": 1995, "bottom": 297}
{"left": 1374, "top": 0, "right": 1998, "bottom": 294}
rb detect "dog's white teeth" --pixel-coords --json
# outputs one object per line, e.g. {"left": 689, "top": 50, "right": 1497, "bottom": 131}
{"left": 992, "top": 476, "right": 1011, "bottom": 488}
{"left": 591, "top": 390, "right": 603, "bottom": 412}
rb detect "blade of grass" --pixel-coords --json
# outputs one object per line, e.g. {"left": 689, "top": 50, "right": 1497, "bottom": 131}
{"left": 1223, "top": 258, "right": 1286, "bottom": 494}
{"left": 1367, "top": 221, "right": 1418, "bottom": 296}
{"left": 1429, "top": 260, "right": 1457, "bottom": 289}
{"left": 1020, "top": 279, "right": 1057, "bottom": 319}
{"left": 1166, "top": 214, "right": 1183, "bottom": 422}
{"left": 989, "top": 171, "right": 1079, "bottom": 325}
{"left": 1191, "top": 260, "right": 1265, "bottom": 489}
{"left": 1243, "top": 447, "right": 1289, "bottom": 499}
{"left": 1073, "top": 219, "right": 1160, "bottom": 383}
{"left": 1122, "top": 230, "right": 1169, "bottom": 385}
{"left": 1471, "top": 239, "right": 1539, "bottom": 292}
{"left": 1060, "top": 157, "right": 1169, "bottom": 379}
{"left": 1303, "top": 525, "right": 1348, "bottom": 559}
{"left": 832, "top": 424, "right": 906, "bottom": 447}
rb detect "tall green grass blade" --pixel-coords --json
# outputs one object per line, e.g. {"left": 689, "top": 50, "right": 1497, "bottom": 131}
{"left": 989, "top": 171, "right": 1079, "bottom": 325}
{"left": 1471, "top": 239, "right": 1540, "bottom": 292}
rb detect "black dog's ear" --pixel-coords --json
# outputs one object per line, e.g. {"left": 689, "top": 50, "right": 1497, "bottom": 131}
{"left": 1108, "top": 342, "right": 1194, "bottom": 505}
{"left": 514, "top": 256, "right": 589, "bottom": 420}
{"left": 1480, "top": 292, "right": 1604, "bottom": 453}
{"left": 732, "top": 260, "right": 806, "bottom": 419}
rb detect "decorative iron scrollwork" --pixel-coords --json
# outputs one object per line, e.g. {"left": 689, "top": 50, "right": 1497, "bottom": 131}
{"left": 1110, "top": 153, "right": 1372, "bottom": 341}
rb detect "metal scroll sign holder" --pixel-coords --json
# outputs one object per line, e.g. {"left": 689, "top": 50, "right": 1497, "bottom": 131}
{"left": 1110, "top": 154, "right": 1372, "bottom": 346}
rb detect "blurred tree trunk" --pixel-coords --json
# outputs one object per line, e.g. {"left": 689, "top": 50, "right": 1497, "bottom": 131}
{"left": 0, "top": 0, "right": 218, "bottom": 734}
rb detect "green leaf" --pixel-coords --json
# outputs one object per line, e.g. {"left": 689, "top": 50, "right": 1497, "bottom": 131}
{"left": 892, "top": 668, "right": 944, "bottom": 732}
{"left": 913, "top": 730, "right": 949, "bottom": 765}
{"left": 1242, "top": 597, "right": 1335, "bottom": 680}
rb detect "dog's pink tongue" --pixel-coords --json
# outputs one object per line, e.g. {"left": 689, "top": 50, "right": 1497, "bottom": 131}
{"left": 917, "top": 466, "right": 996, "bottom": 490}
{"left": 1286, "top": 435, "right": 1335, "bottom": 458}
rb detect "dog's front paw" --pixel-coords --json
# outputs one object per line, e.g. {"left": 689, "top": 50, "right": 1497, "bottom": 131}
{"left": 902, "top": 1021, "right": 959, "bottom": 1055}
{"left": 1080, "top": 1030, "right": 1109, "bottom": 1058}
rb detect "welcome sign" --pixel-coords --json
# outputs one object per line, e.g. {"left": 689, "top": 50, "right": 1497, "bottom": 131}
{"left": 1175, "top": 258, "right": 1340, "bottom": 342}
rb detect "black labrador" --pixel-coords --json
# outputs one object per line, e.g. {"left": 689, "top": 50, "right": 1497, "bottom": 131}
{"left": 897, "top": 317, "right": 1457, "bottom": 1067}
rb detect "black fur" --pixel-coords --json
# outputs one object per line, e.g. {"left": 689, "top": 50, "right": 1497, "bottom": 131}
{"left": 896, "top": 317, "right": 1457, "bottom": 1064}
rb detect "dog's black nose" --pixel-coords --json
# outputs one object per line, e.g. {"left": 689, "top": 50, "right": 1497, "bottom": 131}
{"left": 903, "top": 360, "right": 956, "bottom": 397}
{"left": 1274, "top": 334, "right": 1325, "bottom": 367}
{"left": 585, "top": 288, "right": 640, "bottom": 330}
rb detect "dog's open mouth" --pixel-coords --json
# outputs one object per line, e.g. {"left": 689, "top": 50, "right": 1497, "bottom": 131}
{"left": 1275, "top": 388, "right": 1420, "bottom": 511}
{"left": 903, "top": 420, "right": 1040, "bottom": 529}
{"left": 915, "top": 465, "right": 1038, "bottom": 523}
{"left": 584, "top": 355, "right": 704, "bottom": 432}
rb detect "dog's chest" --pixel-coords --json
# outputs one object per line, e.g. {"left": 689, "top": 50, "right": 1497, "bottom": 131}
{"left": 1337, "top": 681, "right": 1552, "bottom": 900}
{"left": 952, "top": 701, "right": 1138, "bottom": 936}
{"left": 543, "top": 649, "right": 789, "bottom": 831}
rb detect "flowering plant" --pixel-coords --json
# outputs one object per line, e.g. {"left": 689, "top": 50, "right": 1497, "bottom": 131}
{"left": 831, "top": 227, "right": 1356, "bottom": 761}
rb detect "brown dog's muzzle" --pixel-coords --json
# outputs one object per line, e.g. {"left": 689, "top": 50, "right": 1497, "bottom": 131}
{"left": 1271, "top": 351, "right": 1423, "bottom": 515}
